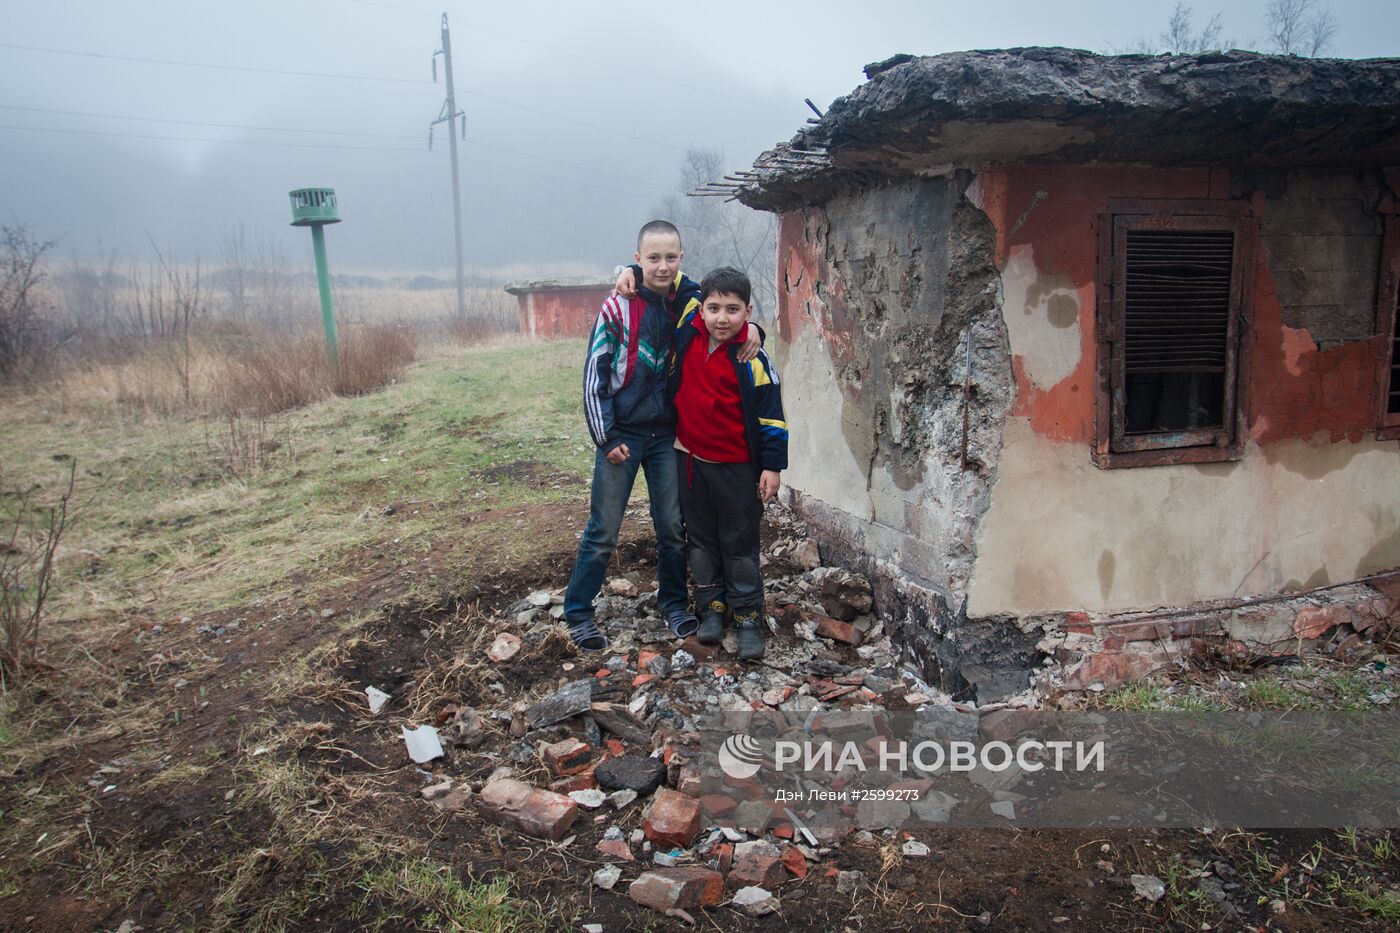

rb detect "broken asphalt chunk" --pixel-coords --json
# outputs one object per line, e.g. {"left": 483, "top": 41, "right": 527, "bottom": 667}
{"left": 596, "top": 754, "right": 667, "bottom": 795}
{"left": 475, "top": 777, "right": 579, "bottom": 841}
{"left": 589, "top": 701, "right": 651, "bottom": 746}
{"left": 526, "top": 678, "right": 594, "bottom": 729}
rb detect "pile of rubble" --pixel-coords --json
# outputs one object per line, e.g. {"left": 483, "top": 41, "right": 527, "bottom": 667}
{"left": 376, "top": 507, "right": 967, "bottom": 919}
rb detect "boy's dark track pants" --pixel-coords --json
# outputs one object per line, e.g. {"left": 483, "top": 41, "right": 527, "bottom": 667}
{"left": 676, "top": 454, "right": 762, "bottom": 614}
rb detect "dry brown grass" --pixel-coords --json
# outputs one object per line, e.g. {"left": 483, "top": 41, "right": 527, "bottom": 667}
{"left": 38, "top": 324, "right": 418, "bottom": 420}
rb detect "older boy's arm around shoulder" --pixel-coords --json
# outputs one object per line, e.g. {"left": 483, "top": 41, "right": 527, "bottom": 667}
{"left": 584, "top": 298, "right": 629, "bottom": 462}
{"left": 752, "top": 348, "right": 788, "bottom": 501}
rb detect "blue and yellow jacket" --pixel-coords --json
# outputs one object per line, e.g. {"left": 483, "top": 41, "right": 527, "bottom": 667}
{"left": 582, "top": 271, "right": 701, "bottom": 455}
{"left": 667, "top": 304, "right": 788, "bottom": 478}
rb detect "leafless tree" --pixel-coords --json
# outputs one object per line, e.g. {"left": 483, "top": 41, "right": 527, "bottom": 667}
{"left": 1, "top": 460, "right": 74, "bottom": 683}
{"left": 0, "top": 222, "right": 58, "bottom": 379}
{"left": 654, "top": 147, "right": 777, "bottom": 321}
{"left": 1265, "top": 0, "right": 1338, "bottom": 56}
{"left": 1161, "top": 2, "right": 1230, "bottom": 53}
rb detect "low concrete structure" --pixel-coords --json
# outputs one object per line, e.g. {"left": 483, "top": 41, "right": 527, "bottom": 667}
{"left": 503, "top": 275, "right": 614, "bottom": 339}
{"left": 728, "top": 49, "right": 1400, "bottom": 699}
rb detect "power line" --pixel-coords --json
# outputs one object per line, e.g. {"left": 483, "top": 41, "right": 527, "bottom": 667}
{"left": 344, "top": 0, "right": 795, "bottom": 117}
{"left": 0, "top": 103, "right": 673, "bottom": 189}
{"left": 0, "top": 123, "right": 655, "bottom": 201}
{"left": 0, "top": 41, "right": 685, "bottom": 152}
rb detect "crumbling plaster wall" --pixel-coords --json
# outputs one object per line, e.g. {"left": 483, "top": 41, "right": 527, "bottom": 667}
{"left": 775, "top": 176, "right": 1031, "bottom": 698}
{"left": 966, "top": 164, "right": 1400, "bottom": 616}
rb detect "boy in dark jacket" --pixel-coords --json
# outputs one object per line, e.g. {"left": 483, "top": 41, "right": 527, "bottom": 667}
{"left": 669, "top": 267, "right": 787, "bottom": 660}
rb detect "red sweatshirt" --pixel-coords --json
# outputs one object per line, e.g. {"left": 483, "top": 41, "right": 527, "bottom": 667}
{"left": 675, "top": 316, "right": 750, "bottom": 463}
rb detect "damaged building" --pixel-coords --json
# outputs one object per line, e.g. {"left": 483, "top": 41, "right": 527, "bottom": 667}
{"left": 721, "top": 48, "right": 1400, "bottom": 700}
{"left": 504, "top": 275, "right": 616, "bottom": 339}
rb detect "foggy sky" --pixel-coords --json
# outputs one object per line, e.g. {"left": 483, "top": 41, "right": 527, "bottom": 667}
{"left": 2, "top": 0, "right": 1397, "bottom": 277}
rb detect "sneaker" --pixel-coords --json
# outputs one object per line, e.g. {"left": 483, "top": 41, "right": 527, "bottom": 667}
{"left": 666, "top": 608, "right": 699, "bottom": 639}
{"left": 697, "top": 599, "right": 727, "bottom": 645}
{"left": 567, "top": 617, "right": 608, "bottom": 653}
{"left": 734, "top": 612, "right": 765, "bottom": 661}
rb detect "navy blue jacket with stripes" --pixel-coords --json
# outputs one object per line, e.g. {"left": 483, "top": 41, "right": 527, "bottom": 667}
{"left": 667, "top": 304, "right": 788, "bottom": 479}
{"left": 582, "top": 271, "right": 702, "bottom": 456}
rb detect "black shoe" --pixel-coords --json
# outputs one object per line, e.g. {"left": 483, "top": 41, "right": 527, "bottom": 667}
{"left": 734, "top": 612, "right": 765, "bottom": 661}
{"left": 697, "top": 599, "right": 726, "bottom": 645}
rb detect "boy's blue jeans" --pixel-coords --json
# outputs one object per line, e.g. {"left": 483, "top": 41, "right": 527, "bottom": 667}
{"left": 563, "top": 432, "right": 688, "bottom": 624}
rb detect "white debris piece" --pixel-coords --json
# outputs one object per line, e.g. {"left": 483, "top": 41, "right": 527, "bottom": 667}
{"left": 592, "top": 864, "right": 622, "bottom": 890}
{"left": 401, "top": 724, "right": 445, "bottom": 763}
{"left": 731, "top": 885, "right": 779, "bottom": 916}
{"left": 569, "top": 789, "right": 607, "bottom": 809}
{"left": 1131, "top": 873, "right": 1166, "bottom": 903}
{"left": 365, "top": 686, "right": 391, "bottom": 715}
{"left": 902, "top": 840, "right": 931, "bottom": 857}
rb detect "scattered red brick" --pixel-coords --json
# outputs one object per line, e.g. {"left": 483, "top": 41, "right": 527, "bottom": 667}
{"left": 713, "top": 842, "right": 734, "bottom": 875}
{"left": 541, "top": 737, "right": 592, "bottom": 776}
{"left": 642, "top": 788, "right": 703, "bottom": 849}
{"left": 699, "top": 794, "right": 737, "bottom": 817}
{"left": 638, "top": 649, "right": 660, "bottom": 669}
{"left": 596, "top": 838, "right": 635, "bottom": 862}
{"left": 815, "top": 616, "right": 862, "bottom": 646}
{"left": 728, "top": 853, "right": 788, "bottom": 888}
{"left": 628, "top": 868, "right": 724, "bottom": 912}
{"left": 713, "top": 667, "right": 729, "bottom": 677}
{"left": 604, "top": 738, "right": 626, "bottom": 757}
{"left": 595, "top": 668, "right": 611, "bottom": 679}
{"left": 772, "top": 824, "right": 794, "bottom": 840}
{"left": 632, "top": 673, "right": 657, "bottom": 687}
{"left": 781, "top": 846, "right": 809, "bottom": 880}
{"left": 476, "top": 778, "right": 578, "bottom": 841}
{"left": 548, "top": 770, "right": 597, "bottom": 794}
{"left": 679, "top": 637, "right": 720, "bottom": 661}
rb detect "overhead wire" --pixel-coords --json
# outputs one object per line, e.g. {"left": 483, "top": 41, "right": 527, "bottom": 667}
{"left": 0, "top": 102, "right": 673, "bottom": 189}
{"left": 0, "top": 41, "right": 686, "bottom": 151}
{"left": 0, "top": 123, "right": 656, "bottom": 202}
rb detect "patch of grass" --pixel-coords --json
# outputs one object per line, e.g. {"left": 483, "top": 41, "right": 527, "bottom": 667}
{"left": 1241, "top": 680, "right": 1317, "bottom": 710}
{"left": 0, "top": 866, "right": 19, "bottom": 899}
{"left": 1102, "top": 682, "right": 1162, "bottom": 710}
{"left": 1162, "top": 692, "right": 1222, "bottom": 711}
{"left": 357, "top": 858, "right": 558, "bottom": 933}
{"left": 1324, "top": 672, "right": 1374, "bottom": 709}
{"left": 0, "top": 337, "right": 594, "bottom": 626}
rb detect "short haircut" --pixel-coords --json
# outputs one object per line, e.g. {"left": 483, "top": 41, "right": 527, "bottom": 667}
{"left": 699, "top": 266, "right": 752, "bottom": 305}
{"left": 637, "top": 219, "right": 681, "bottom": 249}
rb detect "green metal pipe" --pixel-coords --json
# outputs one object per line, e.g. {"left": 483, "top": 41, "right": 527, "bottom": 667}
{"left": 310, "top": 223, "right": 339, "bottom": 373}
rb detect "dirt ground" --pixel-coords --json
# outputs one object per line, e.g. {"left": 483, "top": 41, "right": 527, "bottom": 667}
{"left": 1, "top": 342, "right": 1396, "bottom": 932}
{"left": 1, "top": 518, "right": 1394, "bottom": 931}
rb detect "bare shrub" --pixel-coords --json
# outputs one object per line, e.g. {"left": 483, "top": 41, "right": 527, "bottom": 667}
{"left": 1, "top": 461, "right": 74, "bottom": 683}
{"left": 203, "top": 412, "right": 287, "bottom": 478}
{"left": 334, "top": 324, "right": 418, "bottom": 398}
{"left": 218, "top": 334, "right": 330, "bottom": 417}
{"left": 0, "top": 223, "right": 59, "bottom": 380}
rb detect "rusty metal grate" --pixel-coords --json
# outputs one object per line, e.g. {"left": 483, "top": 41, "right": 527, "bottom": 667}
{"left": 1123, "top": 229, "right": 1234, "bottom": 375}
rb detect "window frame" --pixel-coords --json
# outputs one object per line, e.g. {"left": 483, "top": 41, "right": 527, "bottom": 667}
{"left": 1376, "top": 213, "right": 1400, "bottom": 441}
{"left": 1093, "top": 199, "right": 1256, "bottom": 469}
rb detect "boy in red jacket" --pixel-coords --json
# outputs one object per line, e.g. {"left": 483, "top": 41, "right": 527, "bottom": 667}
{"left": 669, "top": 267, "right": 788, "bottom": 660}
